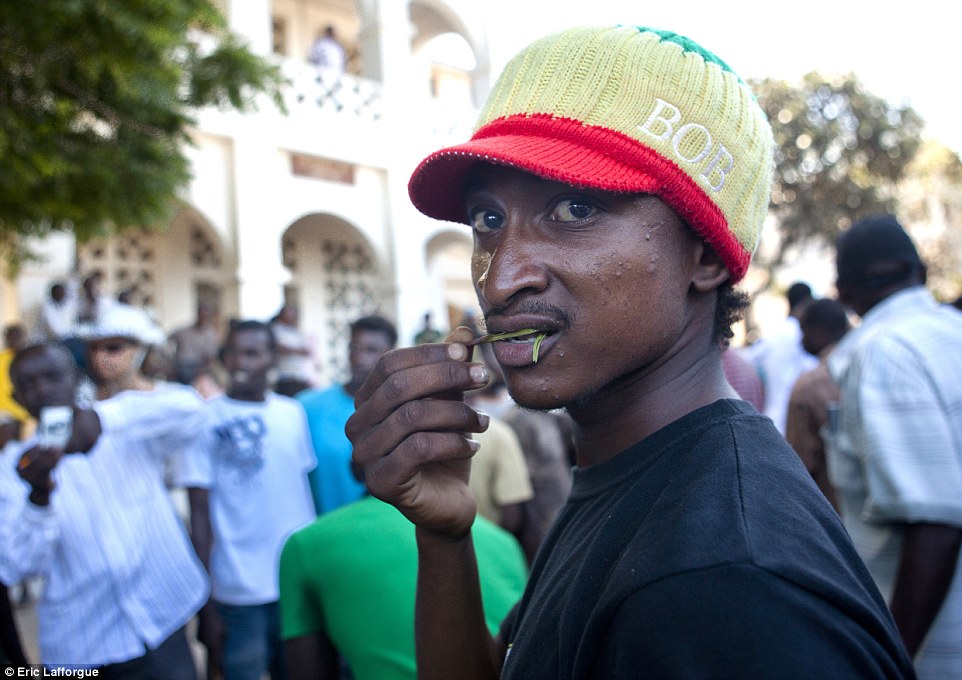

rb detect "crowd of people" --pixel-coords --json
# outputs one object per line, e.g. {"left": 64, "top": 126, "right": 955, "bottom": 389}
{"left": 0, "top": 281, "right": 572, "bottom": 677}
{"left": 1, "top": 19, "right": 961, "bottom": 680}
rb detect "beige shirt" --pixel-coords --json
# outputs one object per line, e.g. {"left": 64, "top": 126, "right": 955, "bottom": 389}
{"left": 469, "top": 416, "right": 533, "bottom": 525}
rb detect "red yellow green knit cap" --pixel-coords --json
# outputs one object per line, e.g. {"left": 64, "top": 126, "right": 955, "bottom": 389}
{"left": 408, "top": 26, "right": 775, "bottom": 283}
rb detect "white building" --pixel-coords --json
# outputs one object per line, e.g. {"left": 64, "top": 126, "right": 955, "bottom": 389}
{"left": 6, "top": 0, "right": 494, "bottom": 385}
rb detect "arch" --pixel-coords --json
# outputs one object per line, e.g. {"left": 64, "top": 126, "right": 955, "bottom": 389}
{"left": 75, "top": 205, "right": 234, "bottom": 334}
{"left": 409, "top": 0, "right": 480, "bottom": 55}
{"left": 282, "top": 212, "right": 391, "bottom": 385}
{"left": 425, "top": 228, "right": 476, "bottom": 330}
{"left": 161, "top": 206, "right": 236, "bottom": 326}
{"left": 409, "top": 1, "right": 484, "bottom": 110}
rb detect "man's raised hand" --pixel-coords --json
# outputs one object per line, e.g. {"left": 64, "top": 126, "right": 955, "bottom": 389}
{"left": 347, "top": 327, "right": 490, "bottom": 538}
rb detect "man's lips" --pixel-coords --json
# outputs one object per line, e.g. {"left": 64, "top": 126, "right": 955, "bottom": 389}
{"left": 485, "top": 329, "right": 559, "bottom": 367}
{"left": 466, "top": 328, "right": 544, "bottom": 346}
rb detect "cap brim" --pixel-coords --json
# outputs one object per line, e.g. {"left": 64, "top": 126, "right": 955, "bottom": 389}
{"left": 408, "top": 119, "right": 662, "bottom": 224}
{"left": 408, "top": 114, "right": 748, "bottom": 281}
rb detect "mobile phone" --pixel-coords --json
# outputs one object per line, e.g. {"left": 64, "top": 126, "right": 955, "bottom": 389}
{"left": 39, "top": 406, "right": 73, "bottom": 449}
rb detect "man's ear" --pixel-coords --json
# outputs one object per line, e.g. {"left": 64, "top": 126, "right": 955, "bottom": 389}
{"left": 691, "top": 241, "right": 731, "bottom": 293}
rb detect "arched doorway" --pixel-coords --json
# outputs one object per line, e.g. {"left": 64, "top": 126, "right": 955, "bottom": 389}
{"left": 425, "top": 229, "right": 475, "bottom": 331}
{"left": 282, "top": 214, "right": 389, "bottom": 385}
{"left": 77, "top": 207, "right": 237, "bottom": 340}
{"left": 75, "top": 207, "right": 232, "bottom": 334}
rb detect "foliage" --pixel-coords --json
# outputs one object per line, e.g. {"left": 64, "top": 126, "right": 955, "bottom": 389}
{"left": 0, "top": 0, "right": 286, "bottom": 268}
{"left": 750, "top": 72, "right": 924, "bottom": 279}
{"left": 899, "top": 140, "right": 962, "bottom": 299}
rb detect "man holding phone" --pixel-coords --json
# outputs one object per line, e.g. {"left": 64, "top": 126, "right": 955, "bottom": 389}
{"left": 0, "top": 342, "right": 209, "bottom": 676}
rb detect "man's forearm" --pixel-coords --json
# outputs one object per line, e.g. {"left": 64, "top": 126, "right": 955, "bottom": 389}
{"left": 415, "top": 529, "right": 503, "bottom": 680}
{"left": 890, "top": 522, "right": 962, "bottom": 657}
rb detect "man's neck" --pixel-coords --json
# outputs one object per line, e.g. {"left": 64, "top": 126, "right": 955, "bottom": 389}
{"left": 227, "top": 387, "right": 268, "bottom": 402}
{"left": 98, "top": 374, "right": 154, "bottom": 400}
{"left": 566, "top": 344, "right": 732, "bottom": 467}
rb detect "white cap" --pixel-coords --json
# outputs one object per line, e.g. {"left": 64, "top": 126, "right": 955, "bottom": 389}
{"left": 84, "top": 304, "right": 166, "bottom": 346}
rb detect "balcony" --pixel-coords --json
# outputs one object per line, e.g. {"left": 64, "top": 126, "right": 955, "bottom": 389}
{"left": 280, "top": 59, "right": 384, "bottom": 121}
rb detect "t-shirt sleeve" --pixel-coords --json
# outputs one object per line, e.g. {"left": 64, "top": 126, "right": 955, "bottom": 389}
{"left": 855, "top": 334, "right": 962, "bottom": 527}
{"left": 593, "top": 563, "right": 911, "bottom": 679}
{"left": 294, "top": 403, "right": 318, "bottom": 475}
{"left": 170, "top": 423, "right": 214, "bottom": 489}
{"left": 279, "top": 529, "right": 326, "bottom": 640}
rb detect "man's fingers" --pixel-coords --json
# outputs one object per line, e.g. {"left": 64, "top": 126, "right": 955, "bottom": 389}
{"left": 353, "top": 342, "right": 476, "bottom": 405}
{"left": 351, "top": 399, "right": 488, "bottom": 466}
{"left": 348, "top": 358, "right": 488, "bottom": 439}
{"left": 361, "top": 430, "right": 477, "bottom": 495}
{"left": 16, "top": 447, "right": 62, "bottom": 473}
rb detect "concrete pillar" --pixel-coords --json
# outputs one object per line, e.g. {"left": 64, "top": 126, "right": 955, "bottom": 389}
{"left": 230, "top": 123, "right": 289, "bottom": 321}
{"left": 225, "top": 0, "right": 272, "bottom": 56}
{"left": 356, "top": 0, "right": 414, "bottom": 89}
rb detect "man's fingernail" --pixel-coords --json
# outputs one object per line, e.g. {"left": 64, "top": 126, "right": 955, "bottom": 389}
{"left": 478, "top": 413, "right": 490, "bottom": 428}
{"left": 448, "top": 344, "right": 467, "bottom": 361}
{"left": 469, "top": 365, "right": 488, "bottom": 383}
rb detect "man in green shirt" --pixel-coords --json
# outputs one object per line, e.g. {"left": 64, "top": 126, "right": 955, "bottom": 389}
{"left": 279, "top": 493, "right": 526, "bottom": 680}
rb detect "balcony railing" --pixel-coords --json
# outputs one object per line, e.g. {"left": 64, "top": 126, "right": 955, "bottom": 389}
{"left": 276, "top": 57, "right": 478, "bottom": 152}
{"left": 281, "top": 59, "right": 383, "bottom": 121}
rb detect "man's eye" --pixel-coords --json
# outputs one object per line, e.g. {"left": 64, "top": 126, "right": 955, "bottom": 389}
{"left": 550, "top": 199, "right": 595, "bottom": 222}
{"left": 468, "top": 208, "right": 505, "bottom": 233}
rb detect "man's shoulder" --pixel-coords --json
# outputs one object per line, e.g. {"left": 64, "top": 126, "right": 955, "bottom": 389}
{"left": 213, "top": 392, "right": 308, "bottom": 426}
{"left": 288, "top": 497, "right": 386, "bottom": 546}
{"left": 617, "top": 403, "right": 837, "bottom": 563}
{"left": 790, "top": 362, "right": 830, "bottom": 396}
{"left": 168, "top": 324, "right": 193, "bottom": 339}
{"left": 856, "top": 303, "right": 962, "bottom": 371}
{"left": 267, "top": 390, "right": 302, "bottom": 408}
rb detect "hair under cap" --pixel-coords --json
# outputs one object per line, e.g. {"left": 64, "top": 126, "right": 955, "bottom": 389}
{"left": 408, "top": 26, "right": 775, "bottom": 283}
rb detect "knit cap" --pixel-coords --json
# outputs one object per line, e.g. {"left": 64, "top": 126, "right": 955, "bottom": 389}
{"left": 408, "top": 26, "right": 775, "bottom": 283}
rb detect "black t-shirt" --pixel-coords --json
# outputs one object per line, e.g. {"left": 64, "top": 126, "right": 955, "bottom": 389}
{"left": 500, "top": 400, "right": 914, "bottom": 679}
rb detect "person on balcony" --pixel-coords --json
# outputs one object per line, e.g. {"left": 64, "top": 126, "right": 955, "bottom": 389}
{"left": 308, "top": 25, "right": 345, "bottom": 76}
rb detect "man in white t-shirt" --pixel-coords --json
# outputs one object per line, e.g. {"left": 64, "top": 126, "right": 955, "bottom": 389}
{"left": 182, "top": 320, "right": 316, "bottom": 680}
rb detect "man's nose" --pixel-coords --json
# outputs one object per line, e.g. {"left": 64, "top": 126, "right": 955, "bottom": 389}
{"left": 477, "top": 226, "right": 549, "bottom": 308}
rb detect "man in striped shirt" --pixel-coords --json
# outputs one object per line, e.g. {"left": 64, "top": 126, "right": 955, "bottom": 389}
{"left": 829, "top": 214, "right": 962, "bottom": 679}
{"left": 0, "top": 342, "right": 209, "bottom": 675}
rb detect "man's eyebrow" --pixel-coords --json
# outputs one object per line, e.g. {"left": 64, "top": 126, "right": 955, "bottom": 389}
{"left": 462, "top": 176, "right": 488, "bottom": 195}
